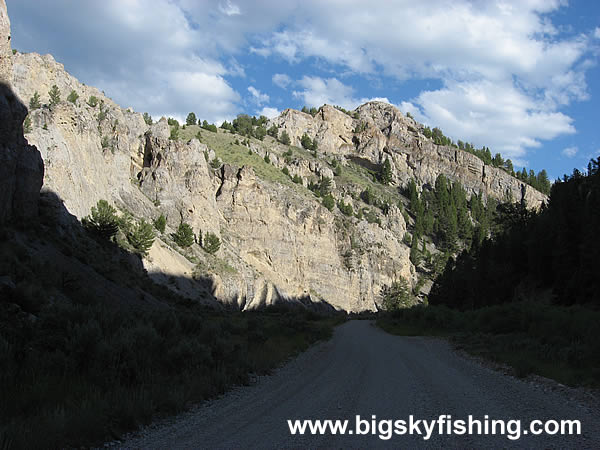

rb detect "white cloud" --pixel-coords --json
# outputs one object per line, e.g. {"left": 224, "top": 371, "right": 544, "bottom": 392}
{"left": 562, "top": 146, "right": 579, "bottom": 158}
{"left": 292, "top": 76, "right": 357, "bottom": 110}
{"left": 272, "top": 73, "right": 292, "bottom": 89}
{"left": 409, "top": 79, "right": 575, "bottom": 159}
{"left": 258, "top": 107, "right": 280, "bottom": 119}
{"left": 594, "top": 27, "right": 600, "bottom": 39}
{"left": 248, "top": 86, "right": 269, "bottom": 105}
{"left": 218, "top": 1, "right": 241, "bottom": 16}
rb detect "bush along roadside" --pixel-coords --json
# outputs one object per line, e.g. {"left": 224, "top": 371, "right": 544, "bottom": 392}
{"left": 0, "top": 300, "right": 343, "bottom": 449}
{"left": 376, "top": 302, "right": 600, "bottom": 388}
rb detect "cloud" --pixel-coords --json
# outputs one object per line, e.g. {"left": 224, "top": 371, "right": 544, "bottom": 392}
{"left": 410, "top": 79, "right": 575, "bottom": 159}
{"left": 272, "top": 73, "right": 292, "bottom": 89}
{"left": 248, "top": 86, "right": 269, "bottom": 105}
{"left": 218, "top": 1, "right": 241, "bottom": 16}
{"left": 258, "top": 107, "right": 280, "bottom": 119}
{"left": 562, "top": 146, "right": 578, "bottom": 158}
{"left": 292, "top": 76, "right": 357, "bottom": 110}
{"left": 595, "top": 27, "right": 600, "bottom": 39}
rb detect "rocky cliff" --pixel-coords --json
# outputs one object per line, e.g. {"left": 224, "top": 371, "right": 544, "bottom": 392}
{"left": 271, "top": 103, "right": 547, "bottom": 208}
{"left": 0, "top": 0, "right": 43, "bottom": 225}
{"left": 9, "top": 21, "right": 547, "bottom": 311}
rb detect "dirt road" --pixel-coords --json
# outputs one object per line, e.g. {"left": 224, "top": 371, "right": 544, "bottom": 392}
{"left": 122, "top": 320, "right": 599, "bottom": 448}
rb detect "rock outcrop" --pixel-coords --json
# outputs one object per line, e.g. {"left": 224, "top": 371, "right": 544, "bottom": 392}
{"left": 271, "top": 102, "right": 548, "bottom": 208}
{"left": 0, "top": 0, "right": 43, "bottom": 224}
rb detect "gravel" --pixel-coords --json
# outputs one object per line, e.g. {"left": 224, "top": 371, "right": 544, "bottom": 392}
{"left": 120, "top": 320, "right": 600, "bottom": 449}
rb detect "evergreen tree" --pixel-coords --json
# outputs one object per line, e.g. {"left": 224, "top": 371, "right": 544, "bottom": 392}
{"left": 67, "top": 90, "right": 79, "bottom": 104}
{"left": 143, "top": 112, "right": 153, "bottom": 125}
{"left": 381, "top": 278, "right": 414, "bottom": 310}
{"left": 279, "top": 130, "right": 291, "bottom": 145}
{"left": 82, "top": 200, "right": 120, "bottom": 239}
{"left": 380, "top": 158, "right": 393, "bottom": 184}
{"left": 172, "top": 223, "right": 195, "bottom": 248}
{"left": 186, "top": 112, "right": 197, "bottom": 126}
{"left": 322, "top": 194, "right": 335, "bottom": 211}
{"left": 29, "top": 91, "right": 41, "bottom": 110}
{"left": 203, "top": 232, "right": 221, "bottom": 254}
{"left": 49, "top": 85, "right": 61, "bottom": 107}
{"left": 153, "top": 214, "right": 166, "bottom": 233}
{"left": 127, "top": 219, "right": 156, "bottom": 256}
{"left": 267, "top": 124, "right": 278, "bottom": 138}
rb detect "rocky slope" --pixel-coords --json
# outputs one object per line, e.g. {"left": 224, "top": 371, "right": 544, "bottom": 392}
{"left": 9, "top": 33, "right": 547, "bottom": 312}
{"left": 0, "top": 0, "right": 43, "bottom": 225}
{"left": 272, "top": 104, "right": 547, "bottom": 208}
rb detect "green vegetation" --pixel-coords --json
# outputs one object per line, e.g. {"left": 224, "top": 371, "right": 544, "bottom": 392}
{"left": 301, "top": 106, "right": 319, "bottom": 116}
{"left": 279, "top": 130, "right": 291, "bottom": 145}
{"left": 300, "top": 133, "right": 318, "bottom": 151}
{"left": 202, "top": 232, "right": 221, "bottom": 254}
{"left": 322, "top": 194, "right": 335, "bottom": 211}
{"left": 378, "top": 302, "right": 600, "bottom": 387}
{"left": 126, "top": 219, "right": 156, "bottom": 256}
{"left": 380, "top": 277, "right": 415, "bottom": 311}
{"left": 28, "top": 91, "right": 41, "bottom": 110}
{"left": 171, "top": 222, "right": 195, "bottom": 248}
{"left": 23, "top": 116, "right": 32, "bottom": 134}
{"left": 379, "top": 157, "right": 600, "bottom": 388}
{"left": 186, "top": 112, "right": 197, "bottom": 126}
{"left": 153, "top": 214, "right": 166, "bottom": 234}
{"left": 82, "top": 200, "right": 119, "bottom": 240}
{"left": 87, "top": 96, "right": 99, "bottom": 108}
{"left": 379, "top": 158, "right": 392, "bottom": 184}
{"left": 48, "top": 85, "right": 61, "bottom": 107}
{"left": 67, "top": 90, "right": 79, "bottom": 104}
{"left": 143, "top": 112, "right": 153, "bottom": 125}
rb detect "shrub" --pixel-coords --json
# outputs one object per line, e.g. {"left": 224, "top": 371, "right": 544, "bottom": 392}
{"left": 167, "top": 117, "right": 180, "bottom": 128}
{"left": 87, "top": 96, "right": 99, "bottom": 107}
{"left": 267, "top": 124, "right": 279, "bottom": 138}
{"left": 169, "top": 127, "right": 179, "bottom": 140}
{"left": 23, "top": 116, "right": 32, "bottom": 134}
{"left": 171, "top": 223, "right": 195, "bottom": 248}
{"left": 203, "top": 232, "right": 221, "bottom": 254}
{"left": 48, "top": 85, "right": 61, "bottom": 107}
{"left": 338, "top": 200, "right": 353, "bottom": 216}
{"left": 29, "top": 91, "right": 41, "bottom": 110}
{"left": 153, "top": 214, "right": 166, "bottom": 233}
{"left": 127, "top": 220, "right": 156, "bottom": 256}
{"left": 300, "top": 133, "right": 313, "bottom": 150}
{"left": 279, "top": 130, "right": 291, "bottom": 145}
{"left": 143, "top": 112, "right": 153, "bottom": 125}
{"left": 264, "top": 153, "right": 271, "bottom": 164}
{"left": 322, "top": 194, "right": 335, "bottom": 211}
{"left": 67, "top": 90, "right": 79, "bottom": 104}
{"left": 82, "top": 200, "right": 119, "bottom": 239}
{"left": 282, "top": 167, "right": 290, "bottom": 177}
{"left": 381, "top": 278, "right": 415, "bottom": 310}
{"left": 292, "top": 174, "right": 302, "bottom": 184}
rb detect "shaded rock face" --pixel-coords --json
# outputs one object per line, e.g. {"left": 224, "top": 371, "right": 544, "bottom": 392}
{"left": 0, "top": 0, "right": 43, "bottom": 225}
{"left": 272, "top": 102, "right": 547, "bottom": 208}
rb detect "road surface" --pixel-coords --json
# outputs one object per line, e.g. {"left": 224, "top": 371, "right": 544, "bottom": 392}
{"left": 122, "top": 320, "right": 599, "bottom": 448}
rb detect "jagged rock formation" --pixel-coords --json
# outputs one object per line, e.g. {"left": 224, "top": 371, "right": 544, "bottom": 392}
{"left": 0, "top": 0, "right": 43, "bottom": 224}
{"left": 10, "top": 27, "right": 547, "bottom": 311}
{"left": 272, "top": 103, "right": 547, "bottom": 208}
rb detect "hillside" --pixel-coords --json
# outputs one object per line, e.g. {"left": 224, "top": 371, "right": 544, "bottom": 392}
{"left": 9, "top": 48, "right": 548, "bottom": 313}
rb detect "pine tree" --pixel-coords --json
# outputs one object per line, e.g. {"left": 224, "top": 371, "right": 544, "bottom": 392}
{"left": 48, "top": 85, "right": 61, "bottom": 107}
{"left": 29, "top": 92, "right": 41, "bottom": 110}
{"left": 380, "top": 158, "right": 392, "bottom": 184}
{"left": 203, "top": 232, "right": 221, "bottom": 254}
{"left": 279, "top": 130, "right": 291, "bottom": 145}
{"left": 127, "top": 220, "right": 156, "bottom": 256}
{"left": 143, "top": 112, "right": 153, "bottom": 125}
{"left": 82, "top": 200, "right": 120, "bottom": 239}
{"left": 67, "top": 90, "right": 79, "bottom": 104}
{"left": 153, "top": 214, "right": 166, "bottom": 233}
{"left": 172, "top": 223, "right": 195, "bottom": 248}
{"left": 186, "top": 112, "right": 197, "bottom": 126}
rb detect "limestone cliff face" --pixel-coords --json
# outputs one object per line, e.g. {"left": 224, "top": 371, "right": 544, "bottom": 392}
{"left": 272, "top": 102, "right": 548, "bottom": 208}
{"left": 12, "top": 52, "right": 413, "bottom": 311}
{"left": 0, "top": 0, "right": 43, "bottom": 225}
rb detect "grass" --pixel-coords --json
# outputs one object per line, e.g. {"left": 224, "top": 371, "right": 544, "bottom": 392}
{"left": 377, "top": 302, "right": 600, "bottom": 388}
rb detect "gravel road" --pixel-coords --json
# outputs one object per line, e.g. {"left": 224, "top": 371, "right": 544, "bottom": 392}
{"left": 122, "top": 320, "right": 599, "bottom": 449}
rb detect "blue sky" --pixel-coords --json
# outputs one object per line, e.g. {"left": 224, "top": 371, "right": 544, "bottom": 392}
{"left": 8, "top": 0, "right": 600, "bottom": 179}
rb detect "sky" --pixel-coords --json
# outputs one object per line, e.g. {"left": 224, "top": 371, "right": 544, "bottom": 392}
{"left": 8, "top": 0, "right": 600, "bottom": 179}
